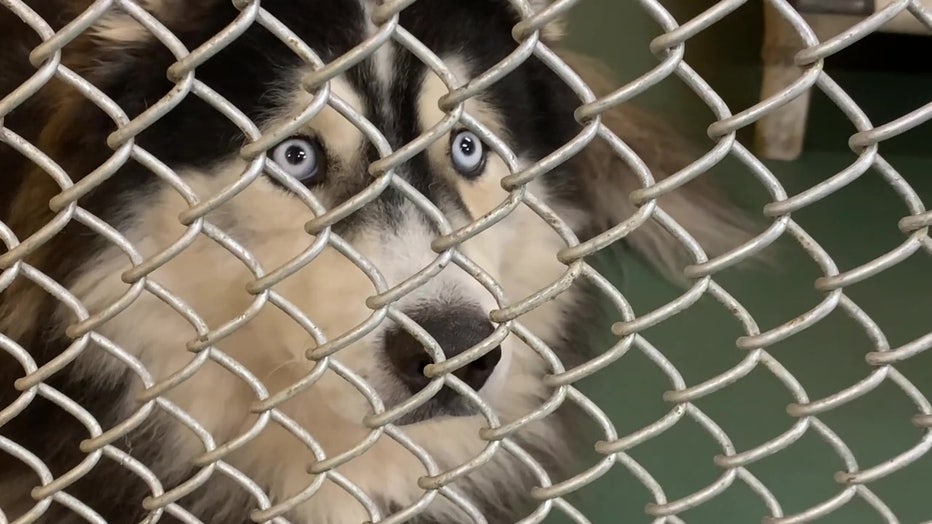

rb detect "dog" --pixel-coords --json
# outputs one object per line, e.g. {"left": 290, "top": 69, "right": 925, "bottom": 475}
{"left": 0, "top": 1, "right": 754, "bottom": 522}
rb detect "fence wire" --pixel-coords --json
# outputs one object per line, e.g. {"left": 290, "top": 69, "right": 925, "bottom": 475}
{"left": 0, "top": 0, "right": 930, "bottom": 523}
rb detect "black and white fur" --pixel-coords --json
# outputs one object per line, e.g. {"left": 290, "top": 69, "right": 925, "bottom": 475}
{"left": 0, "top": 1, "right": 753, "bottom": 522}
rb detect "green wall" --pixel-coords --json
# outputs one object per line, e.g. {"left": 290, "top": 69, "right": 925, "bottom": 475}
{"left": 549, "top": 2, "right": 932, "bottom": 522}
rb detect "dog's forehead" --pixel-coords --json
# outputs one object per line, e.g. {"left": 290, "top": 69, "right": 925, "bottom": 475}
{"left": 259, "top": 0, "right": 518, "bottom": 52}
{"left": 232, "top": 0, "right": 522, "bottom": 127}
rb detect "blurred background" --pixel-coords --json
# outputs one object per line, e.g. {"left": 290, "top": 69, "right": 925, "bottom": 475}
{"left": 548, "top": 1, "right": 932, "bottom": 522}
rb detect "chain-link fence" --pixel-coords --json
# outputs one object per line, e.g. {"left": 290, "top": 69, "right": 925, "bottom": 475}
{"left": 1, "top": 0, "right": 930, "bottom": 523}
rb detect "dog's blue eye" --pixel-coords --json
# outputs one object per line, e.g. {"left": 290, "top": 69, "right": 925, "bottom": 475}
{"left": 271, "top": 136, "right": 320, "bottom": 182}
{"left": 450, "top": 130, "right": 486, "bottom": 178}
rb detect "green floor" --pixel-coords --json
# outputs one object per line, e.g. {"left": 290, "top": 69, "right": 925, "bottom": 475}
{"left": 552, "top": 2, "right": 932, "bottom": 523}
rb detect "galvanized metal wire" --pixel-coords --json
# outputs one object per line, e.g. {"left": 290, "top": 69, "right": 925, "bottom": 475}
{"left": 1, "top": 0, "right": 930, "bottom": 522}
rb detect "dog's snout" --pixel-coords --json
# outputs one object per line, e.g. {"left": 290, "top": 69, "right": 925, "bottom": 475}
{"left": 384, "top": 308, "right": 501, "bottom": 394}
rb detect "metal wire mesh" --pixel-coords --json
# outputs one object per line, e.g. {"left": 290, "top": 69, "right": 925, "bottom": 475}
{"left": 0, "top": 0, "right": 930, "bottom": 522}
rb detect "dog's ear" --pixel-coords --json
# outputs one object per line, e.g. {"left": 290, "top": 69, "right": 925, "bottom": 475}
{"left": 559, "top": 50, "right": 760, "bottom": 282}
{"left": 40, "top": 0, "right": 230, "bottom": 113}
{"left": 22, "top": 1, "right": 207, "bottom": 183}
{"left": 86, "top": 0, "right": 195, "bottom": 47}
{"left": 83, "top": 0, "right": 230, "bottom": 56}
{"left": 511, "top": 0, "right": 567, "bottom": 42}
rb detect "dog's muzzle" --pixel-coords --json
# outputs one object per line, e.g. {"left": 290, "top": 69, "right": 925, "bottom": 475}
{"left": 382, "top": 306, "right": 501, "bottom": 424}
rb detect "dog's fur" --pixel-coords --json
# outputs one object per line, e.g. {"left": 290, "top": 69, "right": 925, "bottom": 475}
{"left": 0, "top": 1, "right": 753, "bottom": 522}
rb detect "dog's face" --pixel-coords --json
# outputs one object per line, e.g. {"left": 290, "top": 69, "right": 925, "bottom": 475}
{"left": 1, "top": 0, "right": 753, "bottom": 520}
{"left": 5, "top": 0, "right": 585, "bottom": 519}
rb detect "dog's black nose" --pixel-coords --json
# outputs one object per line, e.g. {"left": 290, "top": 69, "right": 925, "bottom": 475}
{"left": 383, "top": 308, "right": 501, "bottom": 394}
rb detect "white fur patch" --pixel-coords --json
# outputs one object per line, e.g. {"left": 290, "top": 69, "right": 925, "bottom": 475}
{"left": 91, "top": 1, "right": 171, "bottom": 45}
{"left": 362, "top": 0, "right": 396, "bottom": 104}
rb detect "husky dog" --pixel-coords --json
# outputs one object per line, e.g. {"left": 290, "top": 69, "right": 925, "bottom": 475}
{"left": 0, "top": 1, "right": 752, "bottom": 522}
